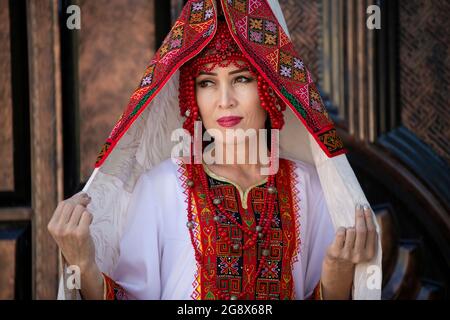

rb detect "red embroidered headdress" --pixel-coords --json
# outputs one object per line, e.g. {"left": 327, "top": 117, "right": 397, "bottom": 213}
{"left": 179, "top": 18, "right": 286, "bottom": 135}
{"left": 94, "top": 0, "right": 345, "bottom": 169}
{"left": 182, "top": 17, "right": 251, "bottom": 76}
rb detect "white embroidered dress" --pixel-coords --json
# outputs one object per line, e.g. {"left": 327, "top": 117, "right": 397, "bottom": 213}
{"left": 110, "top": 158, "right": 334, "bottom": 299}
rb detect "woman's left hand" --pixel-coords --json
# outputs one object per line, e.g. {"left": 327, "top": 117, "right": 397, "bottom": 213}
{"left": 320, "top": 204, "right": 378, "bottom": 299}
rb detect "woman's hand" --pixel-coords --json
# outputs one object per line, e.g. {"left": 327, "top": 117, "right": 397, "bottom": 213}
{"left": 47, "top": 192, "right": 96, "bottom": 273}
{"left": 320, "top": 204, "right": 378, "bottom": 299}
{"left": 48, "top": 192, "right": 104, "bottom": 299}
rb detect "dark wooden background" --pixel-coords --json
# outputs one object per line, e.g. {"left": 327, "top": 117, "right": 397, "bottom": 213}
{"left": 0, "top": 0, "right": 448, "bottom": 299}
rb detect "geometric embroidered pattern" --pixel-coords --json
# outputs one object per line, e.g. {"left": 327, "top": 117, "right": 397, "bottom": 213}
{"left": 188, "top": 158, "right": 299, "bottom": 299}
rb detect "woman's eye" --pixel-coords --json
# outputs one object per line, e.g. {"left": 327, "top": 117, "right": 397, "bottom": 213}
{"left": 196, "top": 76, "right": 253, "bottom": 87}
{"left": 235, "top": 76, "right": 252, "bottom": 83}
{"left": 197, "top": 80, "right": 213, "bottom": 88}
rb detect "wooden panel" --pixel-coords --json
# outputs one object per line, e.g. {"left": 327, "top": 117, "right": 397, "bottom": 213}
{"left": 0, "top": 208, "right": 32, "bottom": 222}
{"left": 356, "top": 0, "right": 369, "bottom": 141}
{"left": 321, "top": 0, "right": 348, "bottom": 120}
{"left": 0, "top": 239, "right": 16, "bottom": 299}
{"left": 0, "top": 221, "right": 32, "bottom": 300}
{"left": 399, "top": 0, "right": 450, "bottom": 164}
{"left": 78, "top": 0, "right": 155, "bottom": 182}
{"left": 0, "top": 0, "right": 14, "bottom": 192}
{"left": 27, "top": 0, "right": 61, "bottom": 299}
{"left": 346, "top": 0, "right": 358, "bottom": 134}
{"left": 322, "top": 0, "right": 392, "bottom": 141}
{"left": 336, "top": 0, "right": 379, "bottom": 140}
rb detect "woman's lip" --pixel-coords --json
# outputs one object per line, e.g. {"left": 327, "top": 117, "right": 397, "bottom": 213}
{"left": 217, "top": 116, "right": 243, "bottom": 127}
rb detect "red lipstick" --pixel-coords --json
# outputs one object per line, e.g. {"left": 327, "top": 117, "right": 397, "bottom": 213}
{"left": 217, "top": 116, "right": 243, "bottom": 128}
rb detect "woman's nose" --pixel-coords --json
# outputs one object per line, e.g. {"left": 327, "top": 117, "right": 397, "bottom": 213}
{"left": 218, "top": 85, "right": 237, "bottom": 109}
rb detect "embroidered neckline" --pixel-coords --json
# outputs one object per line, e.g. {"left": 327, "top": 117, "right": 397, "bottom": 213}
{"left": 202, "top": 163, "right": 268, "bottom": 209}
{"left": 182, "top": 158, "right": 299, "bottom": 300}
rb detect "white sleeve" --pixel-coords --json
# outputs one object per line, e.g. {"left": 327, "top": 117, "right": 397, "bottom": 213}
{"left": 296, "top": 162, "right": 335, "bottom": 298}
{"left": 110, "top": 172, "right": 162, "bottom": 299}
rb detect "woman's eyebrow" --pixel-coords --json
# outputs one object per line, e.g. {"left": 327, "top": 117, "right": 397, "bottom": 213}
{"left": 197, "top": 68, "right": 249, "bottom": 76}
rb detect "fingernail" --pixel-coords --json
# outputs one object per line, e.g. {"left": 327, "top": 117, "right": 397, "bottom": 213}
{"left": 363, "top": 204, "right": 370, "bottom": 211}
{"left": 356, "top": 204, "right": 361, "bottom": 210}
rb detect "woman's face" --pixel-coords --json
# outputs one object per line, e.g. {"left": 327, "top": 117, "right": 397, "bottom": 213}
{"left": 195, "top": 61, "right": 267, "bottom": 144}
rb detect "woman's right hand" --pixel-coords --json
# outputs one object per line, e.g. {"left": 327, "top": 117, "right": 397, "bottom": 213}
{"left": 47, "top": 192, "right": 96, "bottom": 273}
{"left": 48, "top": 192, "right": 105, "bottom": 299}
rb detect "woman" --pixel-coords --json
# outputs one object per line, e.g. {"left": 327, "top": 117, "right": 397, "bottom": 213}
{"left": 48, "top": 0, "right": 382, "bottom": 300}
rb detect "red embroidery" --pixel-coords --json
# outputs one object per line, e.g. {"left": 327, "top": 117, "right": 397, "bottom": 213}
{"left": 102, "top": 273, "right": 128, "bottom": 300}
{"left": 183, "top": 159, "right": 299, "bottom": 300}
{"left": 306, "top": 281, "right": 323, "bottom": 300}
